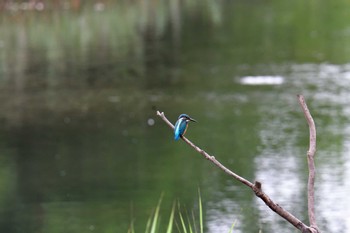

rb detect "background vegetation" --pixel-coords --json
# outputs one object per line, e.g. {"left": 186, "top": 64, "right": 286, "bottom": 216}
{"left": 0, "top": 1, "right": 350, "bottom": 232}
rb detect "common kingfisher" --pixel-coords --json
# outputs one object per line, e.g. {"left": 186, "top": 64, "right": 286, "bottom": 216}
{"left": 174, "top": 114, "right": 197, "bottom": 140}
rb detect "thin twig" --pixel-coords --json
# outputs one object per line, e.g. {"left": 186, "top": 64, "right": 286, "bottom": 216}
{"left": 156, "top": 110, "right": 318, "bottom": 232}
{"left": 297, "top": 95, "right": 319, "bottom": 232}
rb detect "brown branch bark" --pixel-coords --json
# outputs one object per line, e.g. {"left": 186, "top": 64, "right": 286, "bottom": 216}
{"left": 156, "top": 95, "right": 320, "bottom": 233}
{"left": 297, "top": 95, "right": 319, "bottom": 233}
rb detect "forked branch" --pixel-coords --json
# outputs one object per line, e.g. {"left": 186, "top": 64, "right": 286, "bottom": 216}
{"left": 157, "top": 95, "right": 319, "bottom": 233}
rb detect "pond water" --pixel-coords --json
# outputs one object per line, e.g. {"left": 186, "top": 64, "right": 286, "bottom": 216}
{"left": 0, "top": 1, "right": 349, "bottom": 233}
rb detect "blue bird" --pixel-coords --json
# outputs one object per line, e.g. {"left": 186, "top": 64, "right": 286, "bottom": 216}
{"left": 174, "top": 114, "right": 197, "bottom": 140}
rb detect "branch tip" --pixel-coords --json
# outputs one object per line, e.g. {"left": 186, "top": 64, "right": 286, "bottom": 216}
{"left": 297, "top": 95, "right": 319, "bottom": 231}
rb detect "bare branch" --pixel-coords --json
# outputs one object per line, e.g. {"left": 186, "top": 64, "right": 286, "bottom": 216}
{"left": 297, "top": 95, "right": 319, "bottom": 232}
{"left": 157, "top": 111, "right": 254, "bottom": 188}
{"left": 156, "top": 110, "right": 319, "bottom": 232}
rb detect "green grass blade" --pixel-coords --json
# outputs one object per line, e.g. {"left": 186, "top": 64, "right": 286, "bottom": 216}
{"left": 145, "top": 210, "right": 153, "bottom": 233}
{"left": 150, "top": 193, "right": 164, "bottom": 233}
{"left": 191, "top": 210, "right": 198, "bottom": 233}
{"left": 127, "top": 219, "right": 135, "bottom": 233}
{"left": 166, "top": 202, "right": 176, "bottom": 233}
{"left": 128, "top": 202, "right": 135, "bottom": 233}
{"left": 178, "top": 201, "right": 188, "bottom": 233}
{"left": 198, "top": 188, "right": 203, "bottom": 233}
{"left": 187, "top": 211, "right": 193, "bottom": 233}
{"left": 228, "top": 219, "right": 237, "bottom": 233}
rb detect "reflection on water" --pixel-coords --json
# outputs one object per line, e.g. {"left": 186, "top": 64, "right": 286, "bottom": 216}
{"left": 239, "top": 76, "right": 284, "bottom": 85}
{"left": 1, "top": 1, "right": 350, "bottom": 233}
{"left": 203, "top": 63, "right": 350, "bottom": 233}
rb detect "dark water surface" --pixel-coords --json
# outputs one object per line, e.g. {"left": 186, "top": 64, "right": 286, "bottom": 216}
{"left": 0, "top": 1, "right": 350, "bottom": 232}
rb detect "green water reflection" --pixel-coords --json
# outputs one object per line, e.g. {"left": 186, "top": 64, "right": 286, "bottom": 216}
{"left": 0, "top": 1, "right": 350, "bottom": 233}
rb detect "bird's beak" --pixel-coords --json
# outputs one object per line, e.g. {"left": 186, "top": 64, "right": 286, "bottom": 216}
{"left": 189, "top": 117, "right": 197, "bottom": 122}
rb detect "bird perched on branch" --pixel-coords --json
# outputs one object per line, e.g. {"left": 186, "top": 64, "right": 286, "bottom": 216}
{"left": 174, "top": 114, "right": 197, "bottom": 140}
